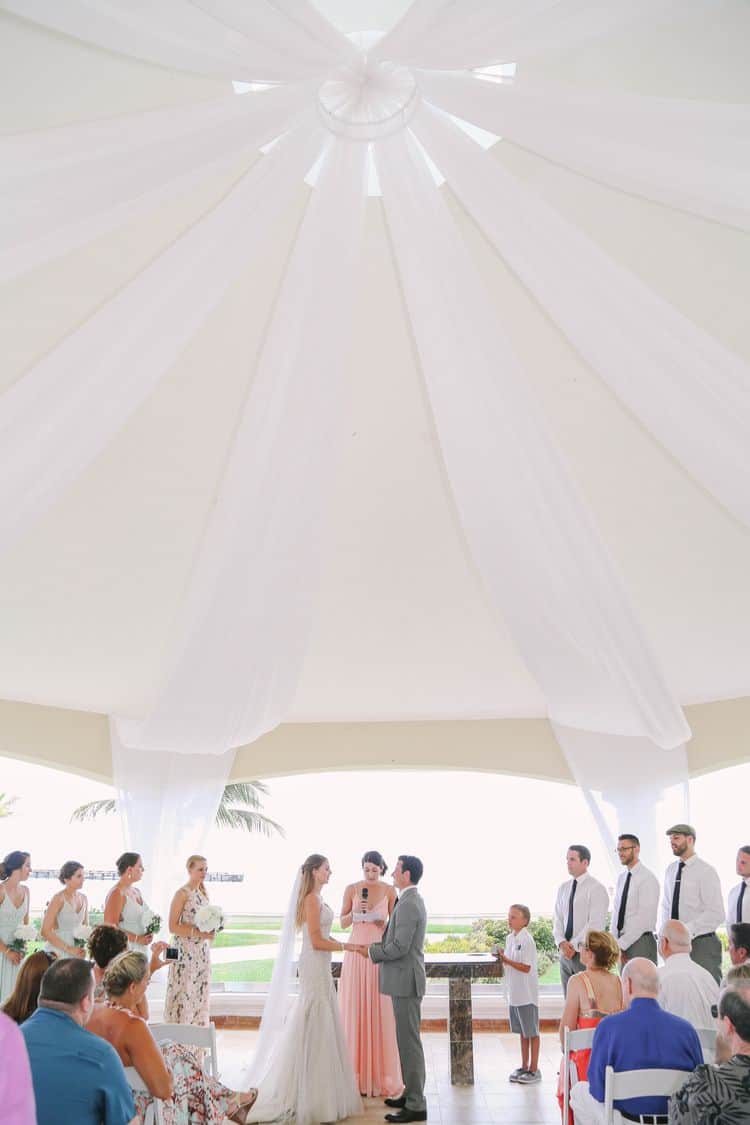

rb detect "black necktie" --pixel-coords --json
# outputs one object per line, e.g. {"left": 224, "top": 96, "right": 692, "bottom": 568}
{"left": 671, "top": 861, "right": 685, "bottom": 920}
{"left": 738, "top": 881, "right": 747, "bottom": 924}
{"left": 564, "top": 879, "right": 577, "bottom": 942}
{"left": 616, "top": 871, "right": 632, "bottom": 937}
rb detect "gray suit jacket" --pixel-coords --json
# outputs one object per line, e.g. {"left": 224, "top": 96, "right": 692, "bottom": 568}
{"left": 370, "top": 888, "right": 427, "bottom": 998}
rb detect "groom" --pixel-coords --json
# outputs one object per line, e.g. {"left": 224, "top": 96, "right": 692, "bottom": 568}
{"left": 368, "top": 854, "right": 428, "bottom": 1123}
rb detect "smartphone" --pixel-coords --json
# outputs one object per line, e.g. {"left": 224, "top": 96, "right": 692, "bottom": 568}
{"left": 165, "top": 947, "right": 181, "bottom": 961}
{"left": 361, "top": 886, "right": 368, "bottom": 911}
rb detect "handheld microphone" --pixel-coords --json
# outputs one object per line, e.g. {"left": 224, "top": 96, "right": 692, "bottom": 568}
{"left": 361, "top": 886, "right": 369, "bottom": 912}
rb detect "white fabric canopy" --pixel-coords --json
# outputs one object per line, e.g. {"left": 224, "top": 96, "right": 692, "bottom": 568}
{"left": 1, "top": 0, "right": 748, "bottom": 852}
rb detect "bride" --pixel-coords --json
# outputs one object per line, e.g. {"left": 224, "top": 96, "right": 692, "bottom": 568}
{"left": 244, "top": 854, "right": 365, "bottom": 1124}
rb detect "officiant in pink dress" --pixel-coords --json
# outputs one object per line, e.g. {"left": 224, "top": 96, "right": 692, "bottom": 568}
{"left": 339, "top": 851, "right": 403, "bottom": 1098}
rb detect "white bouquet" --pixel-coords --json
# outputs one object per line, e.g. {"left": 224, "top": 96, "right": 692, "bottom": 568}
{"left": 141, "top": 908, "right": 162, "bottom": 936}
{"left": 73, "top": 923, "right": 93, "bottom": 949}
{"left": 10, "top": 922, "right": 38, "bottom": 953}
{"left": 194, "top": 904, "right": 225, "bottom": 934}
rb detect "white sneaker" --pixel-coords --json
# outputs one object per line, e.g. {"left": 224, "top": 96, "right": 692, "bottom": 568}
{"left": 516, "top": 1070, "right": 542, "bottom": 1084}
{"left": 508, "top": 1068, "right": 526, "bottom": 1082}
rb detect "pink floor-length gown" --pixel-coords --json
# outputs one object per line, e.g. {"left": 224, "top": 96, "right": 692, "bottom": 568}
{"left": 339, "top": 896, "right": 403, "bottom": 1097}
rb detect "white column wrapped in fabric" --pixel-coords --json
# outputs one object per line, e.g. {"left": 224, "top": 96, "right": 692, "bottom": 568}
{"left": 417, "top": 70, "right": 750, "bottom": 231}
{"left": 553, "top": 724, "right": 689, "bottom": 884}
{"left": 375, "top": 127, "right": 688, "bottom": 750}
{"left": 409, "top": 101, "right": 750, "bottom": 527}
{"left": 110, "top": 720, "right": 235, "bottom": 918}
{"left": 0, "top": 116, "right": 325, "bottom": 554}
{"left": 118, "top": 136, "right": 369, "bottom": 755}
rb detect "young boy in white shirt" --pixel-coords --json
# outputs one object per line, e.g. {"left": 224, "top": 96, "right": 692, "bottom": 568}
{"left": 495, "top": 903, "right": 541, "bottom": 1084}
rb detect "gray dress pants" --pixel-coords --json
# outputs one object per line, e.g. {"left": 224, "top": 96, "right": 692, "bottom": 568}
{"left": 559, "top": 953, "right": 583, "bottom": 996}
{"left": 392, "top": 995, "right": 427, "bottom": 1112}
{"left": 691, "top": 932, "right": 723, "bottom": 985}
{"left": 621, "top": 932, "right": 658, "bottom": 965}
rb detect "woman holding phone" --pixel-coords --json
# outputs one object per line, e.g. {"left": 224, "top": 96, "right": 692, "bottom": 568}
{"left": 338, "top": 850, "right": 402, "bottom": 1098}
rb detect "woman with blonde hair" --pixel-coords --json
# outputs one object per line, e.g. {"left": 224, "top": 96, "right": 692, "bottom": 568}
{"left": 557, "top": 929, "right": 623, "bottom": 1122}
{"left": 164, "top": 855, "right": 216, "bottom": 1026}
{"left": 242, "top": 853, "right": 365, "bottom": 1123}
{"left": 87, "top": 949, "right": 258, "bottom": 1123}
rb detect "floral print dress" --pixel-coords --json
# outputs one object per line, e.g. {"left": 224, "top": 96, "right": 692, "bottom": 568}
{"left": 133, "top": 1041, "right": 238, "bottom": 1125}
{"left": 164, "top": 887, "right": 211, "bottom": 1027}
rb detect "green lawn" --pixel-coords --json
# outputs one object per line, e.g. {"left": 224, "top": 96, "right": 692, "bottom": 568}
{"left": 211, "top": 958, "right": 275, "bottom": 983}
{"left": 213, "top": 932, "right": 279, "bottom": 948}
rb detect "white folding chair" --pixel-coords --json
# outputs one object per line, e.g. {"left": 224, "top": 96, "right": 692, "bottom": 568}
{"left": 562, "top": 1025, "right": 597, "bottom": 1123}
{"left": 695, "top": 1026, "right": 717, "bottom": 1061}
{"left": 149, "top": 1021, "right": 219, "bottom": 1078}
{"left": 124, "top": 1066, "right": 165, "bottom": 1125}
{"left": 603, "top": 1064, "right": 690, "bottom": 1125}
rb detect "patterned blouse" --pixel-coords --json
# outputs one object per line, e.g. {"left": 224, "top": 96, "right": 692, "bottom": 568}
{"left": 669, "top": 1055, "right": 750, "bottom": 1125}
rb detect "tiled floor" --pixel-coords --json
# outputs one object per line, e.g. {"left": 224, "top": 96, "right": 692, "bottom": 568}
{"left": 217, "top": 1028, "right": 564, "bottom": 1124}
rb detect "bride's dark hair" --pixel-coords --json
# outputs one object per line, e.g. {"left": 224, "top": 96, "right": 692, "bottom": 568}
{"left": 295, "top": 854, "right": 328, "bottom": 928}
{"left": 361, "top": 850, "right": 388, "bottom": 875}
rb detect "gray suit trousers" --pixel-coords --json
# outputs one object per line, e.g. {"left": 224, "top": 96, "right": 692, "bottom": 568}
{"left": 691, "top": 932, "right": 723, "bottom": 985}
{"left": 621, "top": 932, "right": 657, "bottom": 964}
{"left": 392, "top": 995, "right": 426, "bottom": 1112}
{"left": 559, "top": 953, "right": 583, "bottom": 996}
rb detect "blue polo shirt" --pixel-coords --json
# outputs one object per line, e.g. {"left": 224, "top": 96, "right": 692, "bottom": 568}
{"left": 21, "top": 1007, "right": 135, "bottom": 1125}
{"left": 588, "top": 997, "right": 703, "bottom": 1116}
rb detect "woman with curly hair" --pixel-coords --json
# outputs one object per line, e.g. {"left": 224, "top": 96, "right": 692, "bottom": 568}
{"left": 557, "top": 930, "right": 623, "bottom": 1123}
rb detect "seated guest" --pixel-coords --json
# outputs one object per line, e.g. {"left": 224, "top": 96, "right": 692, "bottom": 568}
{"left": 21, "top": 956, "right": 136, "bottom": 1125}
{"left": 569, "top": 957, "right": 703, "bottom": 1125}
{"left": 2, "top": 950, "right": 55, "bottom": 1024}
{"left": 669, "top": 979, "right": 750, "bottom": 1124}
{"left": 87, "top": 949, "right": 258, "bottom": 1124}
{"left": 88, "top": 923, "right": 167, "bottom": 1016}
{"left": 0, "top": 1010, "right": 37, "bottom": 1125}
{"left": 728, "top": 923, "right": 750, "bottom": 970}
{"left": 658, "top": 920, "right": 719, "bottom": 1030}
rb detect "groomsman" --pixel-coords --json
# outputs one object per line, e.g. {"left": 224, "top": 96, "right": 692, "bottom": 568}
{"left": 553, "top": 844, "right": 609, "bottom": 995}
{"left": 610, "top": 833, "right": 659, "bottom": 965}
{"left": 660, "top": 823, "right": 724, "bottom": 985}
{"left": 726, "top": 845, "right": 750, "bottom": 928}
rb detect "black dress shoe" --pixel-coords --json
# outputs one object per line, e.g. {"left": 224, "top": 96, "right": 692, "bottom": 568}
{"left": 384, "top": 1096, "right": 406, "bottom": 1108}
{"left": 384, "top": 1111, "right": 427, "bottom": 1123}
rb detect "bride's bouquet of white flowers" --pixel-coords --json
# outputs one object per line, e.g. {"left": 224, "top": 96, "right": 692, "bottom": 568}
{"left": 73, "top": 923, "right": 94, "bottom": 949}
{"left": 141, "top": 908, "right": 162, "bottom": 936}
{"left": 10, "top": 922, "right": 38, "bottom": 954}
{"left": 194, "top": 904, "right": 225, "bottom": 934}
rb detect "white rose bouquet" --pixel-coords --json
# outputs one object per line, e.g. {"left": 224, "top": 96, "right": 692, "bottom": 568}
{"left": 73, "top": 923, "right": 93, "bottom": 949}
{"left": 10, "top": 922, "right": 38, "bottom": 953}
{"left": 195, "top": 904, "right": 225, "bottom": 934}
{"left": 142, "top": 909, "right": 162, "bottom": 936}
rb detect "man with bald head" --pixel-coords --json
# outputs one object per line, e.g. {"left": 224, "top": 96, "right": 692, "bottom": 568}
{"left": 658, "top": 920, "right": 719, "bottom": 1031}
{"left": 569, "top": 958, "right": 703, "bottom": 1125}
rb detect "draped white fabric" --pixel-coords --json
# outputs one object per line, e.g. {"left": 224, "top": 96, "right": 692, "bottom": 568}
{"left": 111, "top": 720, "right": 234, "bottom": 913}
{"left": 409, "top": 102, "right": 750, "bottom": 527}
{"left": 418, "top": 70, "right": 750, "bottom": 231}
{"left": 117, "top": 137, "right": 368, "bottom": 755}
{"left": 2, "top": 0, "right": 747, "bottom": 806}
{"left": 553, "top": 724, "right": 690, "bottom": 883}
{"left": 374, "top": 128, "right": 688, "bottom": 750}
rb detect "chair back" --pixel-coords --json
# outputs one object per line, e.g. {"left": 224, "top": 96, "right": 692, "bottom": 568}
{"left": 562, "top": 1025, "right": 597, "bottom": 1122}
{"left": 124, "top": 1066, "right": 165, "bottom": 1125}
{"left": 149, "top": 1020, "right": 219, "bottom": 1077}
{"left": 603, "top": 1065, "right": 689, "bottom": 1125}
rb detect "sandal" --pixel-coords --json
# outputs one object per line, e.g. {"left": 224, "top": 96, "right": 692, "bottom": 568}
{"left": 228, "top": 1088, "right": 258, "bottom": 1123}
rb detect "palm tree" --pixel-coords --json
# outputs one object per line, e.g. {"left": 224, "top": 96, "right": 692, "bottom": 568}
{"left": 71, "top": 781, "right": 283, "bottom": 837}
{"left": 0, "top": 792, "right": 18, "bottom": 818}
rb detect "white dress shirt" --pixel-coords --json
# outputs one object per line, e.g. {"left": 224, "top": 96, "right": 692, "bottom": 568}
{"left": 658, "top": 952, "right": 719, "bottom": 1030}
{"left": 503, "top": 926, "right": 539, "bottom": 1007}
{"left": 609, "top": 861, "right": 659, "bottom": 952}
{"left": 659, "top": 854, "right": 724, "bottom": 937}
{"left": 727, "top": 877, "right": 750, "bottom": 928}
{"left": 553, "top": 871, "right": 609, "bottom": 953}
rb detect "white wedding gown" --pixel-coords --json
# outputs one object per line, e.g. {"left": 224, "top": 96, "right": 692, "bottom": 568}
{"left": 247, "top": 898, "right": 362, "bottom": 1123}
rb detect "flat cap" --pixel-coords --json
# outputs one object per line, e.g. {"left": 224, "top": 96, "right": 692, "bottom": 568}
{"left": 666, "top": 823, "right": 696, "bottom": 838}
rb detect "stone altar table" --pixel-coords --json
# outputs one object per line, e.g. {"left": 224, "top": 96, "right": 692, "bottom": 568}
{"left": 331, "top": 952, "right": 502, "bottom": 1085}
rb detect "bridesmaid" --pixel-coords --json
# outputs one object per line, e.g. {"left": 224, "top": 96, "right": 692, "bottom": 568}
{"left": 104, "top": 852, "right": 154, "bottom": 950}
{"left": 41, "top": 860, "right": 89, "bottom": 959}
{"left": 0, "top": 851, "right": 32, "bottom": 1005}
{"left": 339, "top": 850, "right": 403, "bottom": 1098}
{"left": 164, "top": 855, "right": 215, "bottom": 1027}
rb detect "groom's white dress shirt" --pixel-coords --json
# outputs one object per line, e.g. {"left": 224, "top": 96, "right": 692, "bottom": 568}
{"left": 609, "top": 861, "right": 659, "bottom": 951}
{"left": 552, "top": 871, "right": 609, "bottom": 953}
